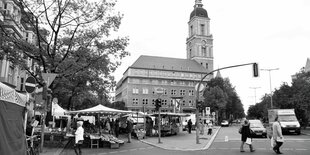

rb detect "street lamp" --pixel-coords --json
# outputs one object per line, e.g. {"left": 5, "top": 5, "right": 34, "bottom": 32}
{"left": 261, "top": 68, "right": 279, "bottom": 109}
{"left": 249, "top": 87, "right": 260, "bottom": 104}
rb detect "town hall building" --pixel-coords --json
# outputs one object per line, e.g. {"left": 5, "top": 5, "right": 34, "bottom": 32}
{"left": 115, "top": 0, "right": 214, "bottom": 113}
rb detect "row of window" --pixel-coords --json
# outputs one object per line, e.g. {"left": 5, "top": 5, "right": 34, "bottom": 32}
{"left": 132, "top": 88, "right": 195, "bottom": 96}
{"left": 132, "top": 98, "right": 195, "bottom": 107}
{"left": 131, "top": 69, "right": 202, "bottom": 80}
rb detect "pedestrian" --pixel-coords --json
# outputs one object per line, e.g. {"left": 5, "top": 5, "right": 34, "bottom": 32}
{"left": 127, "top": 117, "right": 134, "bottom": 143}
{"left": 74, "top": 121, "right": 84, "bottom": 155}
{"left": 207, "top": 122, "right": 213, "bottom": 135}
{"left": 110, "top": 119, "right": 115, "bottom": 135}
{"left": 105, "top": 118, "right": 111, "bottom": 134}
{"left": 272, "top": 116, "right": 284, "bottom": 154}
{"left": 187, "top": 119, "right": 193, "bottom": 134}
{"left": 115, "top": 118, "right": 120, "bottom": 138}
{"left": 240, "top": 119, "right": 255, "bottom": 152}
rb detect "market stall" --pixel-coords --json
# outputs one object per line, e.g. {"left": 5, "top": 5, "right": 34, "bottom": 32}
{"left": 66, "top": 104, "right": 133, "bottom": 149}
{"left": 150, "top": 112, "right": 190, "bottom": 136}
{"left": 0, "top": 82, "right": 28, "bottom": 155}
{"left": 121, "top": 112, "right": 151, "bottom": 139}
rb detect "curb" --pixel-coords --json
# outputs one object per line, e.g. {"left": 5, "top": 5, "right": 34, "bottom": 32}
{"left": 140, "top": 127, "right": 221, "bottom": 151}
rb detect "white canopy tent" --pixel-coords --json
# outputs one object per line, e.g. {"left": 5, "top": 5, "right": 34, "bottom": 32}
{"left": 66, "top": 104, "right": 132, "bottom": 115}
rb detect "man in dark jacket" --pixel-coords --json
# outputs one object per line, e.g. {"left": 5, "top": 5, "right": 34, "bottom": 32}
{"left": 187, "top": 119, "right": 193, "bottom": 134}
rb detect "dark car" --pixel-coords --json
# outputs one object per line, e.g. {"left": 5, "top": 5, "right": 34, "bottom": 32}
{"left": 249, "top": 119, "right": 267, "bottom": 138}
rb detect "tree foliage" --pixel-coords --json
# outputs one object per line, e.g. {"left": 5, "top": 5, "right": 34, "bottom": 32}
{"left": 248, "top": 69, "right": 310, "bottom": 126}
{"left": 0, "top": 0, "right": 129, "bottom": 109}
{"left": 203, "top": 77, "right": 245, "bottom": 122}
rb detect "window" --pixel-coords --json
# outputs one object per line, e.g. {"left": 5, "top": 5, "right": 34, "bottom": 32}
{"left": 200, "top": 24, "right": 205, "bottom": 35}
{"left": 164, "top": 89, "right": 167, "bottom": 95}
{"left": 142, "top": 88, "right": 148, "bottom": 94}
{"left": 182, "top": 100, "right": 186, "bottom": 106}
{"left": 170, "top": 80, "right": 176, "bottom": 85}
{"left": 189, "top": 90, "right": 194, "bottom": 96}
{"left": 152, "top": 99, "right": 156, "bottom": 105}
{"left": 206, "top": 63, "right": 208, "bottom": 69}
{"left": 20, "top": 77, "right": 24, "bottom": 91}
{"left": 202, "top": 46, "right": 206, "bottom": 56}
{"left": 162, "top": 99, "right": 167, "bottom": 106}
{"left": 132, "top": 98, "right": 138, "bottom": 104}
{"left": 189, "top": 100, "right": 193, "bottom": 106}
{"left": 190, "top": 25, "right": 193, "bottom": 36}
{"left": 171, "top": 89, "right": 176, "bottom": 95}
{"left": 180, "top": 89, "right": 185, "bottom": 96}
{"left": 142, "top": 99, "right": 148, "bottom": 105}
{"left": 180, "top": 81, "right": 185, "bottom": 85}
{"left": 132, "top": 88, "right": 139, "bottom": 94}
{"left": 8, "top": 66, "right": 14, "bottom": 84}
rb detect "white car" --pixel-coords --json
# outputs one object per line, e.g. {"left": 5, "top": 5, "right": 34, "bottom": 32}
{"left": 221, "top": 120, "right": 229, "bottom": 127}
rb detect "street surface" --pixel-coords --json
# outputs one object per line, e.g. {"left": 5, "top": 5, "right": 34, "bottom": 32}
{"left": 58, "top": 126, "right": 310, "bottom": 155}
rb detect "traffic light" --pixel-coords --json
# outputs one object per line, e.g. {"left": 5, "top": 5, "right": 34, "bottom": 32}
{"left": 155, "top": 99, "right": 162, "bottom": 111}
{"left": 253, "top": 63, "right": 259, "bottom": 77}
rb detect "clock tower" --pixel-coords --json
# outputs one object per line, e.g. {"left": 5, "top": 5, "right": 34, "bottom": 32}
{"left": 186, "top": 0, "right": 213, "bottom": 72}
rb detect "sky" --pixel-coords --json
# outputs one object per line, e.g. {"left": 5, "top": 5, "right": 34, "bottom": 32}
{"left": 111, "top": 0, "right": 310, "bottom": 113}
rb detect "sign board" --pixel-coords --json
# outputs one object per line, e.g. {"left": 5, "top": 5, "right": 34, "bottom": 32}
{"left": 206, "top": 107, "right": 210, "bottom": 115}
{"left": 42, "top": 73, "right": 58, "bottom": 87}
{"left": 155, "top": 87, "right": 164, "bottom": 94}
{"left": 25, "top": 76, "right": 36, "bottom": 93}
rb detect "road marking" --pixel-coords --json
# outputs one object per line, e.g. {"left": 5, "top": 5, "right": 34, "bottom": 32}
{"left": 209, "top": 147, "right": 308, "bottom": 151}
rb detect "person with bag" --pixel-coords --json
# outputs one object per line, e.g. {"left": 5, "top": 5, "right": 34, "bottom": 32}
{"left": 240, "top": 119, "right": 255, "bottom": 152}
{"left": 272, "top": 116, "right": 284, "bottom": 154}
{"left": 74, "top": 121, "right": 84, "bottom": 155}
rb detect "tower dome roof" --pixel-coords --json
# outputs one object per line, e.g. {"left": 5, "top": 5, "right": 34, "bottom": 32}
{"left": 190, "top": 7, "right": 208, "bottom": 20}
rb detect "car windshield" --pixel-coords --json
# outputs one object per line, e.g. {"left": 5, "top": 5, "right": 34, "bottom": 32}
{"left": 250, "top": 123, "right": 264, "bottom": 128}
{"left": 278, "top": 115, "right": 298, "bottom": 122}
{"left": 249, "top": 120, "right": 264, "bottom": 128}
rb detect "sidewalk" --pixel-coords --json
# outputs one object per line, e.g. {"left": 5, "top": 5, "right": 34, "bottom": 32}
{"left": 301, "top": 127, "right": 310, "bottom": 135}
{"left": 140, "top": 126, "right": 220, "bottom": 151}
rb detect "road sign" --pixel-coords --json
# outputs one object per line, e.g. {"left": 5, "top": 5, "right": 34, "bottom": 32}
{"left": 212, "top": 112, "right": 216, "bottom": 116}
{"left": 155, "top": 87, "right": 164, "bottom": 95}
{"left": 42, "top": 73, "right": 58, "bottom": 87}
{"left": 25, "top": 76, "right": 36, "bottom": 93}
{"left": 206, "top": 107, "right": 210, "bottom": 115}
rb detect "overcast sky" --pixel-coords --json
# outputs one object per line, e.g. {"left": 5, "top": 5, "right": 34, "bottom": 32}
{"left": 112, "top": 0, "right": 310, "bottom": 112}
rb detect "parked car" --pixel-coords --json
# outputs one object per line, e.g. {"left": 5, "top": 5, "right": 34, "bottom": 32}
{"left": 249, "top": 119, "right": 267, "bottom": 138}
{"left": 221, "top": 120, "right": 229, "bottom": 127}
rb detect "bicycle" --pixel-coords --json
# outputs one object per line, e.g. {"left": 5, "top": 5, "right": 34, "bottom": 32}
{"left": 26, "top": 135, "right": 40, "bottom": 155}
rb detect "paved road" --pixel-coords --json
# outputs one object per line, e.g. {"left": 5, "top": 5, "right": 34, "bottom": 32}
{"left": 207, "top": 126, "right": 310, "bottom": 155}
{"left": 59, "top": 126, "right": 310, "bottom": 155}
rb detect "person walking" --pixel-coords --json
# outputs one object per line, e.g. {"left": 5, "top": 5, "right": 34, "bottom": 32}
{"left": 110, "top": 119, "right": 115, "bottom": 135}
{"left": 187, "top": 119, "right": 193, "bottom": 134}
{"left": 115, "top": 118, "right": 120, "bottom": 138}
{"left": 207, "top": 122, "right": 213, "bottom": 135}
{"left": 74, "top": 121, "right": 84, "bottom": 155}
{"left": 127, "top": 117, "right": 134, "bottom": 143}
{"left": 272, "top": 116, "right": 284, "bottom": 154}
{"left": 240, "top": 119, "right": 255, "bottom": 152}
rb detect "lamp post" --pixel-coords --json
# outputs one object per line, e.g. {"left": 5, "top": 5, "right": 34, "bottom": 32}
{"left": 261, "top": 68, "right": 279, "bottom": 109}
{"left": 249, "top": 87, "right": 260, "bottom": 104}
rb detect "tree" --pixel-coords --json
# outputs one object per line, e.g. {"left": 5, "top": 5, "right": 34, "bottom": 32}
{"left": 0, "top": 0, "right": 129, "bottom": 109}
{"left": 203, "top": 77, "right": 245, "bottom": 122}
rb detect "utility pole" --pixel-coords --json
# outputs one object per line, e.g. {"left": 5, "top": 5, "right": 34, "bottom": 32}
{"left": 249, "top": 87, "right": 260, "bottom": 104}
{"left": 261, "top": 68, "right": 279, "bottom": 109}
{"left": 195, "top": 62, "right": 259, "bottom": 144}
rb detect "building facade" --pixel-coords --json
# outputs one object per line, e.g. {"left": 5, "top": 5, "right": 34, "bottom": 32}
{"left": 0, "top": 0, "right": 36, "bottom": 90}
{"left": 115, "top": 0, "right": 213, "bottom": 113}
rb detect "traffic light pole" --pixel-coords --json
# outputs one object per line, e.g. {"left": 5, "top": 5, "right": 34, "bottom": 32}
{"left": 195, "top": 62, "right": 257, "bottom": 144}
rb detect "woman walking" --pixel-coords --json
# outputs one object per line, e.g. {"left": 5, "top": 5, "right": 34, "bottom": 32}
{"left": 240, "top": 119, "right": 255, "bottom": 152}
{"left": 272, "top": 116, "right": 284, "bottom": 154}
